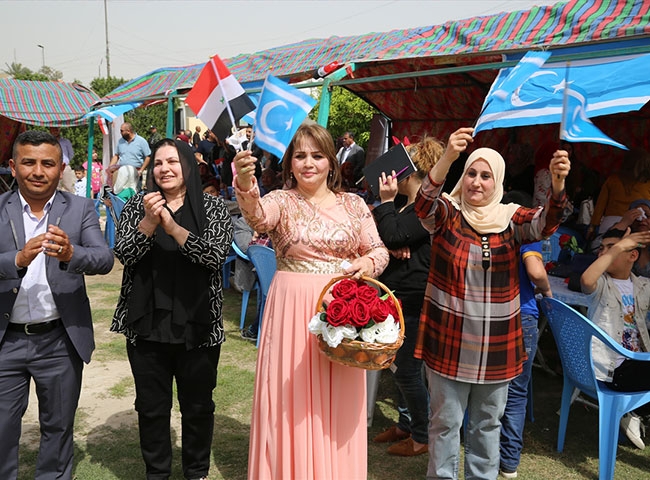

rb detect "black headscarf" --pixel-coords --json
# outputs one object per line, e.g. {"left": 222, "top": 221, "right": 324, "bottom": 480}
{"left": 146, "top": 138, "right": 207, "bottom": 234}
{"left": 127, "top": 139, "right": 212, "bottom": 348}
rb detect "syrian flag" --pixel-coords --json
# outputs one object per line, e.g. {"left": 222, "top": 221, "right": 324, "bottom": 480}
{"left": 185, "top": 55, "right": 255, "bottom": 141}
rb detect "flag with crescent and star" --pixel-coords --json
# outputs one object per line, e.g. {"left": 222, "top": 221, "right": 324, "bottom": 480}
{"left": 474, "top": 53, "right": 650, "bottom": 136}
{"left": 560, "top": 84, "right": 627, "bottom": 150}
{"left": 253, "top": 75, "right": 317, "bottom": 160}
{"left": 185, "top": 55, "right": 255, "bottom": 141}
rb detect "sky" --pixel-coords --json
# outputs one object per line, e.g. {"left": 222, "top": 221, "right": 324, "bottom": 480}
{"left": 1, "top": 0, "right": 563, "bottom": 86}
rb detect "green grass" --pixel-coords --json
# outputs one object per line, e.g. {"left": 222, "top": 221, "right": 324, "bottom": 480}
{"left": 16, "top": 265, "right": 650, "bottom": 479}
{"left": 106, "top": 377, "right": 134, "bottom": 399}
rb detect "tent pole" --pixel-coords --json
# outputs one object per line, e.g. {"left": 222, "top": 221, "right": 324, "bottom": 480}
{"left": 317, "top": 63, "right": 355, "bottom": 127}
{"left": 166, "top": 91, "right": 176, "bottom": 138}
{"left": 317, "top": 82, "right": 332, "bottom": 127}
{"left": 86, "top": 116, "right": 95, "bottom": 198}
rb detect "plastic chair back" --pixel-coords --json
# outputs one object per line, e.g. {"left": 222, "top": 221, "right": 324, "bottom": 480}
{"left": 247, "top": 245, "right": 277, "bottom": 346}
{"left": 103, "top": 193, "right": 126, "bottom": 249}
{"left": 231, "top": 241, "right": 249, "bottom": 261}
{"left": 228, "top": 241, "right": 259, "bottom": 330}
{"left": 247, "top": 245, "right": 276, "bottom": 299}
{"left": 540, "top": 297, "right": 650, "bottom": 480}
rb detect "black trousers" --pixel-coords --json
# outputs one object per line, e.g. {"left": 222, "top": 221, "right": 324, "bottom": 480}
{"left": 127, "top": 339, "right": 221, "bottom": 480}
{"left": 611, "top": 359, "right": 650, "bottom": 392}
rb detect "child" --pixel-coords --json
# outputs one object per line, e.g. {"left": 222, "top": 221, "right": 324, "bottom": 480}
{"left": 74, "top": 166, "right": 87, "bottom": 197}
{"left": 581, "top": 227, "right": 650, "bottom": 449}
{"left": 82, "top": 148, "right": 104, "bottom": 197}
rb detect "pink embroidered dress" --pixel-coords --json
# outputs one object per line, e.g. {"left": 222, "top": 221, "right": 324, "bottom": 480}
{"left": 235, "top": 180, "right": 388, "bottom": 480}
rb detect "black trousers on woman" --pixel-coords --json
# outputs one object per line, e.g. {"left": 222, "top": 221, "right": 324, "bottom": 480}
{"left": 127, "top": 339, "right": 221, "bottom": 480}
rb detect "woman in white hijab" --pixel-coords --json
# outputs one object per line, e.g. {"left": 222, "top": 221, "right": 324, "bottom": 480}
{"left": 414, "top": 127, "right": 571, "bottom": 480}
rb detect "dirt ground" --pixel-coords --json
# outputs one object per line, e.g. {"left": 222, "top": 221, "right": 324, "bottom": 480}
{"left": 20, "top": 261, "right": 183, "bottom": 450}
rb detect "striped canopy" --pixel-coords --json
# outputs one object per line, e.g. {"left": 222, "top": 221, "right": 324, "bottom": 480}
{"left": 99, "top": 0, "right": 650, "bottom": 164}
{"left": 0, "top": 79, "right": 99, "bottom": 127}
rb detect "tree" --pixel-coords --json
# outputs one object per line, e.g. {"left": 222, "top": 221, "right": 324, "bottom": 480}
{"left": 91, "top": 76, "right": 126, "bottom": 97}
{"left": 313, "top": 86, "right": 378, "bottom": 149}
{"left": 38, "top": 66, "right": 63, "bottom": 81}
{"left": 3, "top": 62, "right": 48, "bottom": 81}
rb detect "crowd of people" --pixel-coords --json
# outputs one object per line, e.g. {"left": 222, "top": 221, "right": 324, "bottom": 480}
{"left": 5, "top": 121, "right": 650, "bottom": 480}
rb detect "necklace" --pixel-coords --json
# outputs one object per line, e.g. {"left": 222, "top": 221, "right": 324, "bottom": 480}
{"left": 298, "top": 189, "right": 333, "bottom": 208}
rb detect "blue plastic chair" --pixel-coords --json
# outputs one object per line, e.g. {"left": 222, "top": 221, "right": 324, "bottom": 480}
{"left": 222, "top": 246, "right": 237, "bottom": 290}
{"left": 246, "top": 245, "right": 277, "bottom": 347}
{"left": 540, "top": 297, "right": 650, "bottom": 480}
{"left": 103, "top": 193, "right": 126, "bottom": 249}
{"left": 230, "top": 242, "right": 261, "bottom": 331}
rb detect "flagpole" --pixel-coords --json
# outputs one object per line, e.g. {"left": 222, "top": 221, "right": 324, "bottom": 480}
{"left": 210, "top": 56, "right": 240, "bottom": 148}
{"left": 558, "top": 61, "right": 570, "bottom": 180}
{"left": 559, "top": 61, "right": 570, "bottom": 142}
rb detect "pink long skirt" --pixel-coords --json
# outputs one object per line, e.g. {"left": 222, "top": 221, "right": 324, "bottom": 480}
{"left": 247, "top": 270, "right": 367, "bottom": 480}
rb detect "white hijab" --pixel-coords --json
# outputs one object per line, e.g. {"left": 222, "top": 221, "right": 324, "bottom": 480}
{"left": 442, "top": 147, "right": 520, "bottom": 234}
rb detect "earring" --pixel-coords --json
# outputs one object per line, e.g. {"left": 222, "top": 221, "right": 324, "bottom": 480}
{"left": 328, "top": 170, "right": 333, "bottom": 179}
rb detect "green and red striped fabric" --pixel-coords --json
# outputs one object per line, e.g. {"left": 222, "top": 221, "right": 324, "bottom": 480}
{"left": 0, "top": 79, "right": 99, "bottom": 127}
{"left": 101, "top": 65, "right": 203, "bottom": 105}
{"left": 102, "top": 0, "right": 649, "bottom": 106}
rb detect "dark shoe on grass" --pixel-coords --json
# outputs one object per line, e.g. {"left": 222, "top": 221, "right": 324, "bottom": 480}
{"left": 386, "top": 437, "right": 427, "bottom": 456}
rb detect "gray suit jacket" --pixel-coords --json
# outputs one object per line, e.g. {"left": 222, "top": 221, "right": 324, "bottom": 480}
{"left": 0, "top": 190, "right": 114, "bottom": 363}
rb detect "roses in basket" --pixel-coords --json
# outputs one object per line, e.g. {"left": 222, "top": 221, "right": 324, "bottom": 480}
{"left": 308, "top": 278, "right": 401, "bottom": 348}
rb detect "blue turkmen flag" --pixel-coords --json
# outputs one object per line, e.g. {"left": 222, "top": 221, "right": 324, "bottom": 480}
{"left": 491, "top": 51, "right": 551, "bottom": 101}
{"left": 253, "top": 75, "right": 317, "bottom": 160}
{"left": 560, "top": 85, "right": 628, "bottom": 150}
{"left": 474, "top": 53, "right": 650, "bottom": 135}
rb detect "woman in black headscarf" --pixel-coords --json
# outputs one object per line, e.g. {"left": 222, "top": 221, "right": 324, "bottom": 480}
{"left": 111, "top": 138, "right": 233, "bottom": 480}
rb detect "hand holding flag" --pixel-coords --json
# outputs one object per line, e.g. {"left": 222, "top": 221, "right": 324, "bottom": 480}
{"left": 185, "top": 55, "right": 255, "bottom": 141}
{"left": 253, "top": 75, "right": 317, "bottom": 160}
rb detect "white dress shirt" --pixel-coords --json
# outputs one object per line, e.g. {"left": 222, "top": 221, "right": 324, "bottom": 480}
{"left": 10, "top": 192, "right": 61, "bottom": 324}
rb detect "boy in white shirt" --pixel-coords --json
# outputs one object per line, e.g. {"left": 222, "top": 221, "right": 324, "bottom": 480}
{"left": 74, "top": 166, "right": 87, "bottom": 197}
{"left": 581, "top": 227, "right": 650, "bottom": 448}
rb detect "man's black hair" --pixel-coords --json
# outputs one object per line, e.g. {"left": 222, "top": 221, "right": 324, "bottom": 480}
{"left": 602, "top": 228, "right": 626, "bottom": 241}
{"left": 12, "top": 130, "right": 62, "bottom": 161}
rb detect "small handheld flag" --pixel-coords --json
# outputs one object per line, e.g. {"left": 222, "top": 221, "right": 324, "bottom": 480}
{"left": 253, "top": 75, "right": 317, "bottom": 160}
{"left": 560, "top": 84, "right": 628, "bottom": 150}
{"left": 185, "top": 55, "right": 255, "bottom": 141}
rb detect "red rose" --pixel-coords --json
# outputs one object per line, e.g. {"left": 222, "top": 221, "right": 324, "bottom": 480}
{"left": 370, "top": 298, "right": 392, "bottom": 322}
{"left": 332, "top": 279, "right": 359, "bottom": 300}
{"left": 356, "top": 284, "right": 378, "bottom": 304}
{"left": 559, "top": 234, "right": 571, "bottom": 248}
{"left": 386, "top": 298, "right": 401, "bottom": 324}
{"left": 326, "top": 298, "right": 350, "bottom": 327}
{"left": 349, "top": 299, "right": 372, "bottom": 328}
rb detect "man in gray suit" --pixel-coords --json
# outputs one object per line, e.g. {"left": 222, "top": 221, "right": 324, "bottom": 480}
{"left": 336, "top": 131, "right": 365, "bottom": 184}
{"left": 0, "top": 130, "right": 114, "bottom": 479}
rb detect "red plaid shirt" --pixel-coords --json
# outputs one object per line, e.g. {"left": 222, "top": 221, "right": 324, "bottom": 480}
{"left": 414, "top": 176, "right": 566, "bottom": 383}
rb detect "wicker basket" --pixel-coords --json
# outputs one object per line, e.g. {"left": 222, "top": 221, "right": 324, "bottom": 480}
{"left": 314, "top": 275, "right": 405, "bottom": 370}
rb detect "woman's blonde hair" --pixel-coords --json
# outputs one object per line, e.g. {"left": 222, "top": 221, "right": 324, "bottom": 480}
{"left": 406, "top": 136, "right": 445, "bottom": 179}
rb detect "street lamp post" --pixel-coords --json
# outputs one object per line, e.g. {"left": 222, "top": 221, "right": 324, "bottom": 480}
{"left": 37, "top": 44, "right": 45, "bottom": 68}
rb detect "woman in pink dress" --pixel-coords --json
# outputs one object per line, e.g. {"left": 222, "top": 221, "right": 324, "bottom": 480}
{"left": 234, "top": 124, "right": 389, "bottom": 480}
